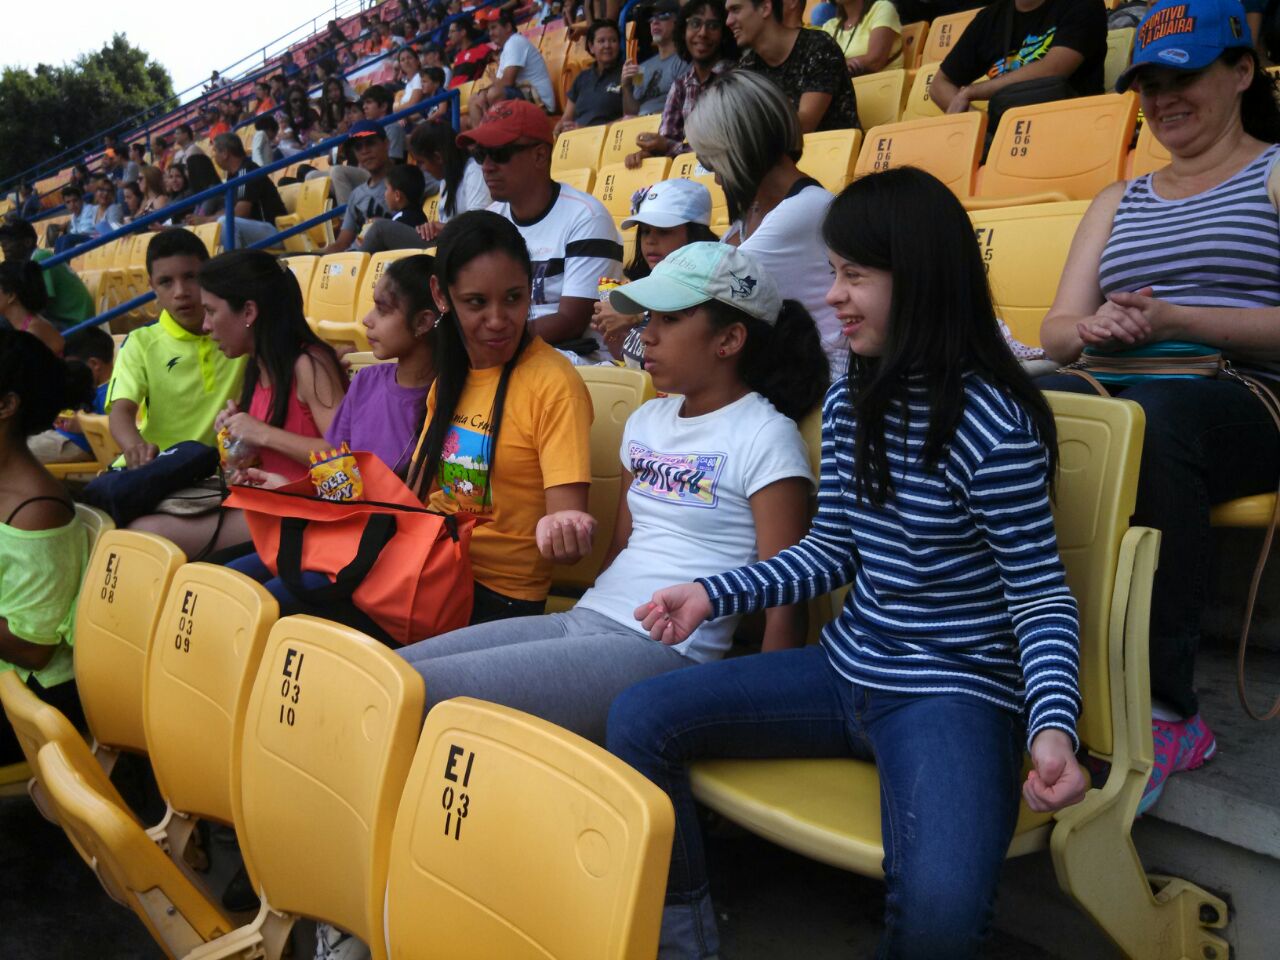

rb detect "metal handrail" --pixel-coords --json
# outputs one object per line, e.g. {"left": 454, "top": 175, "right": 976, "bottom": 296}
{"left": 49, "top": 85, "right": 461, "bottom": 337}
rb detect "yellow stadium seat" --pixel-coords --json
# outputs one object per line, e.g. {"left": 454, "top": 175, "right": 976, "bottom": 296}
{"left": 273, "top": 176, "right": 335, "bottom": 251}
{"left": 193, "top": 615, "right": 425, "bottom": 960}
{"left": 192, "top": 221, "right": 223, "bottom": 256}
{"left": 277, "top": 183, "right": 302, "bottom": 216}
{"left": 144, "top": 564, "right": 278, "bottom": 865}
{"left": 669, "top": 152, "right": 703, "bottom": 179}
{"left": 853, "top": 112, "right": 986, "bottom": 198}
{"left": 919, "top": 8, "right": 980, "bottom": 64}
{"left": 282, "top": 254, "right": 321, "bottom": 314}
{"left": 975, "top": 93, "right": 1139, "bottom": 203}
{"left": 309, "top": 252, "right": 371, "bottom": 350}
{"left": 37, "top": 741, "right": 239, "bottom": 957}
{"left": 593, "top": 159, "right": 673, "bottom": 218}
{"left": 687, "top": 392, "right": 1230, "bottom": 959}
{"left": 552, "top": 124, "right": 609, "bottom": 175}
{"left": 557, "top": 166, "right": 597, "bottom": 194}
{"left": 351, "top": 249, "right": 421, "bottom": 339}
{"left": 899, "top": 62, "right": 944, "bottom": 121}
{"left": 345, "top": 352, "right": 393, "bottom": 374}
{"left": 1105, "top": 28, "right": 1136, "bottom": 93}
{"left": 76, "top": 269, "right": 107, "bottom": 316}
{"left": 384, "top": 698, "right": 674, "bottom": 960}
{"left": 44, "top": 459, "right": 100, "bottom": 482}
{"left": 74, "top": 503, "right": 114, "bottom": 552}
{"left": 545, "top": 366, "right": 656, "bottom": 613}
{"left": 601, "top": 115, "right": 662, "bottom": 168}
{"left": 1129, "top": 121, "right": 1171, "bottom": 178}
{"left": 798, "top": 129, "right": 864, "bottom": 193}
{"left": 422, "top": 194, "right": 440, "bottom": 221}
{"left": 851, "top": 69, "right": 906, "bottom": 130}
{"left": 76, "top": 413, "right": 122, "bottom": 471}
{"left": 899, "top": 20, "right": 927, "bottom": 69}
{"left": 73, "top": 530, "right": 186, "bottom": 771}
{"left": 969, "top": 200, "right": 1091, "bottom": 346}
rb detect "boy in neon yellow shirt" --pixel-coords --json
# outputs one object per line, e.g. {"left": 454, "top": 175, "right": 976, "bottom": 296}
{"left": 106, "top": 229, "right": 247, "bottom": 467}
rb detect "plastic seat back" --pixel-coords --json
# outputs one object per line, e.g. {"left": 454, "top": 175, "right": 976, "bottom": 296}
{"left": 37, "top": 741, "right": 235, "bottom": 957}
{"left": 899, "top": 20, "right": 927, "bottom": 69}
{"left": 144, "top": 564, "right": 278, "bottom": 827}
{"left": 74, "top": 530, "right": 186, "bottom": 757}
{"left": 552, "top": 367, "right": 655, "bottom": 596}
{"left": 593, "top": 159, "right": 673, "bottom": 217}
{"left": 854, "top": 112, "right": 986, "bottom": 197}
{"left": 192, "top": 221, "right": 222, "bottom": 256}
{"left": 385, "top": 698, "right": 674, "bottom": 960}
{"left": 1042, "top": 392, "right": 1144, "bottom": 754}
{"left": 1105, "top": 27, "right": 1135, "bottom": 92}
{"left": 969, "top": 200, "right": 1090, "bottom": 346}
{"left": 74, "top": 503, "right": 115, "bottom": 555}
{"left": 232, "top": 616, "right": 425, "bottom": 958}
{"left": 919, "top": 8, "right": 979, "bottom": 64}
{"left": 1129, "top": 121, "right": 1170, "bottom": 178}
{"left": 75, "top": 413, "right": 122, "bottom": 470}
{"left": 851, "top": 69, "right": 905, "bottom": 129}
{"left": 276, "top": 182, "right": 302, "bottom": 216}
{"left": 601, "top": 115, "right": 662, "bottom": 168}
{"left": 979, "top": 93, "right": 1139, "bottom": 200}
{"left": 354, "top": 249, "right": 422, "bottom": 331}
{"left": 296, "top": 176, "right": 336, "bottom": 248}
{"left": 552, "top": 125, "right": 609, "bottom": 175}
{"left": 899, "top": 63, "right": 944, "bottom": 121}
{"left": 308, "top": 252, "right": 370, "bottom": 326}
{"left": 282, "top": 254, "right": 321, "bottom": 314}
{"left": 798, "top": 129, "right": 864, "bottom": 193}
{"left": 557, "top": 166, "right": 597, "bottom": 194}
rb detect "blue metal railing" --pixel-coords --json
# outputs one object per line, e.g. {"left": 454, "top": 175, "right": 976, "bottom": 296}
{"left": 51, "top": 86, "right": 461, "bottom": 338}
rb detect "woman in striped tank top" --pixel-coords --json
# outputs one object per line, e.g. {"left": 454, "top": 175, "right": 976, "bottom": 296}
{"left": 609, "top": 169, "right": 1088, "bottom": 960}
{"left": 1040, "top": 0, "right": 1280, "bottom": 813}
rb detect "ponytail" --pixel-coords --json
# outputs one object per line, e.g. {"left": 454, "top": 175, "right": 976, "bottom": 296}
{"left": 708, "top": 298, "right": 829, "bottom": 421}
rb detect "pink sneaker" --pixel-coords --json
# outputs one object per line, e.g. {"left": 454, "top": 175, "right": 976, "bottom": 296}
{"left": 1138, "top": 714, "right": 1217, "bottom": 816}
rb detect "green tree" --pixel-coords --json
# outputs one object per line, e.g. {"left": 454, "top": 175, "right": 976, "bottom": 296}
{"left": 0, "top": 34, "right": 174, "bottom": 187}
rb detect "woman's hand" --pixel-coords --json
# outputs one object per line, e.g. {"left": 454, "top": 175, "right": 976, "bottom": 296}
{"left": 213, "top": 399, "right": 240, "bottom": 433}
{"left": 635, "top": 582, "right": 713, "bottom": 645}
{"left": 1022, "top": 729, "right": 1089, "bottom": 813}
{"left": 536, "top": 509, "right": 597, "bottom": 563}
{"left": 1075, "top": 288, "right": 1167, "bottom": 351}
{"left": 235, "top": 467, "right": 291, "bottom": 489}
{"left": 592, "top": 299, "right": 639, "bottom": 341}
{"left": 224, "top": 411, "right": 271, "bottom": 447}
{"left": 416, "top": 220, "right": 443, "bottom": 242}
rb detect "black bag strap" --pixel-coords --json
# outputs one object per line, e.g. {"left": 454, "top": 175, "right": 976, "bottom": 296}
{"left": 275, "top": 512, "right": 398, "bottom": 606}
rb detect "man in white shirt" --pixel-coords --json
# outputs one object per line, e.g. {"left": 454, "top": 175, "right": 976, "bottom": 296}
{"left": 468, "top": 10, "right": 557, "bottom": 126}
{"left": 172, "top": 125, "right": 205, "bottom": 165}
{"left": 459, "top": 100, "right": 622, "bottom": 349}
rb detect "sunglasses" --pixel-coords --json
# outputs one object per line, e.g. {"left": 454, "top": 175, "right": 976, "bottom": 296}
{"left": 471, "top": 141, "right": 538, "bottom": 164}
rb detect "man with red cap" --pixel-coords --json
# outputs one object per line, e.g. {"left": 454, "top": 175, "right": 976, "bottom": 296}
{"left": 460, "top": 99, "right": 623, "bottom": 351}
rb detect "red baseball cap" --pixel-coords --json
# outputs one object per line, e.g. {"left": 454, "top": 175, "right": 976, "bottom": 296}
{"left": 475, "top": 6, "right": 501, "bottom": 21}
{"left": 456, "top": 99, "right": 554, "bottom": 148}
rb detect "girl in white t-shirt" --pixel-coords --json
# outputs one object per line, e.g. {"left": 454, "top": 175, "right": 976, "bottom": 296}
{"left": 398, "top": 242, "right": 829, "bottom": 743}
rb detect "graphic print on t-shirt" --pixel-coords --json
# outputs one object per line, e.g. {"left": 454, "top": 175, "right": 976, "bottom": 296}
{"left": 438, "top": 421, "right": 492, "bottom": 511}
{"left": 629, "top": 441, "right": 726, "bottom": 508}
{"left": 989, "top": 27, "right": 1056, "bottom": 78}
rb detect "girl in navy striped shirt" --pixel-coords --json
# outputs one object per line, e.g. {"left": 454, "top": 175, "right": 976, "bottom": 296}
{"left": 607, "top": 169, "right": 1089, "bottom": 960}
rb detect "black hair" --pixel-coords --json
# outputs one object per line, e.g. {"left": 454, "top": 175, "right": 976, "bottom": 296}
{"left": 494, "top": 9, "right": 517, "bottom": 28}
{"left": 130, "top": 142, "right": 147, "bottom": 158}
{"left": 255, "top": 114, "right": 280, "bottom": 135}
{"left": 147, "top": 227, "right": 210, "bottom": 276}
{"left": 704, "top": 298, "right": 827, "bottom": 420}
{"left": 406, "top": 211, "right": 532, "bottom": 499}
{"left": 587, "top": 18, "right": 622, "bottom": 47}
{"left": 185, "top": 154, "right": 223, "bottom": 194}
{"left": 625, "top": 221, "right": 719, "bottom": 280}
{"left": 675, "top": 0, "right": 738, "bottom": 62}
{"left": 362, "top": 83, "right": 394, "bottom": 109}
{"left": 386, "top": 163, "right": 427, "bottom": 206}
{"left": 213, "top": 132, "right": 246, "bottom": 158}
{"left": 422, "top": 65, "right": 446, "bottom": 87}
{"left": 1222, "top": 48, "right": 1280, "bottom": 143}
{"left": 61, "top": 185, "right": 84, "bottom": 200}
{"left": 62, "top": 359, "right": 97, "bottom": 412}
{"left": 63, "top": 326, "right": 114, "bottom": 365}
{"left": 821, "top": 168, "right": 1058, "bottom": 505}
{"left": 749, "top": 0, "right": 784, "bottom": 22}
{"left": 0, "top": 331, "right": 83, "bottom": 438}
{"left": 177, "top": 123, "right": 195, "bottom": 139}
{"left": 409, "top": 120, "right": 467, "bottom": 218}
{"left": 0, "top": 218, "right": 38, "bottom": 248}
{"left": 382, "top": 254, "right": 439, "bottom": 330}
{"left": 121, "top": 181, "right": 144, "bottom": 209}
{"left": 198, "top": 249, "right": 342, "bottom": 428}
{"left": 0, "top": 260, "right": 48, "bottom": 314}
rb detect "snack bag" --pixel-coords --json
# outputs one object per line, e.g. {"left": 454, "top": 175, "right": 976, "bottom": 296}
{"left": 217, "top": 426, "right": 260, "bottom": 470}
{"left": 598, "top": 276, "right": 621, "bottom": 301}
{"left": 309, "top": 443, "right": 365, "bottom": 502}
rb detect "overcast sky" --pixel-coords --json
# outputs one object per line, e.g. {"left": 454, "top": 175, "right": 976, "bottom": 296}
{"left": 5, "top": 1, "right": 354, "bottom": 100}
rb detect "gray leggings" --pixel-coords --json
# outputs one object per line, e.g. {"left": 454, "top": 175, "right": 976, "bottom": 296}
{"left": 397, "top": 606, "right": 694, "bottom": 744}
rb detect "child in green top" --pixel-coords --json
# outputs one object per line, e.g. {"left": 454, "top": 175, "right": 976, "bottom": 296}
{"left": 0, "top": 329, "right": 91, "bottom": 766}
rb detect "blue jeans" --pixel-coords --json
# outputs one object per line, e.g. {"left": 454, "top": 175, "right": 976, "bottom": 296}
{"left": 1038, "top": 374, "right": 1280, "bottom": 715}
{"left": 606, "top": 645, "right": 1024, "bottom": 960}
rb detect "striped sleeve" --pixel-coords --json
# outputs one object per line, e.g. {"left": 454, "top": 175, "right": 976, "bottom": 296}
{"left": 966, "top": 429, "right": 1082, "bottom": 750}
{"left": 699, "top": 391, "right": 857, "bottom": 616}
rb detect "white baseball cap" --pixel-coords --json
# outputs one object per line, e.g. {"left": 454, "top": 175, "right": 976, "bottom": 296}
{"left": 609, "top": 242, "right": 782, "bottom": 325}
{"left": 620, "top": 178, "right": 712, "bottom": 230}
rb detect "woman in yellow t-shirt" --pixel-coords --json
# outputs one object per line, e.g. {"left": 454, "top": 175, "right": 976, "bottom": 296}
{"left": 821, "top": 0, "right": 903, "bottom": 75}
{"left": 406, "top": 211, "right": 595, "bottom": 625}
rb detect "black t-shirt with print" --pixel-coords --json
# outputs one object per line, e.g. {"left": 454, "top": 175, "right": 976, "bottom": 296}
{"left": 235, "top": 159, "right": 288, "bottom": 223}
{"left": 740, "top": 28, "right": 861, "bottom": 131}
{"left": 940, "top": 0, "right": 1107, "bottom": 96}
